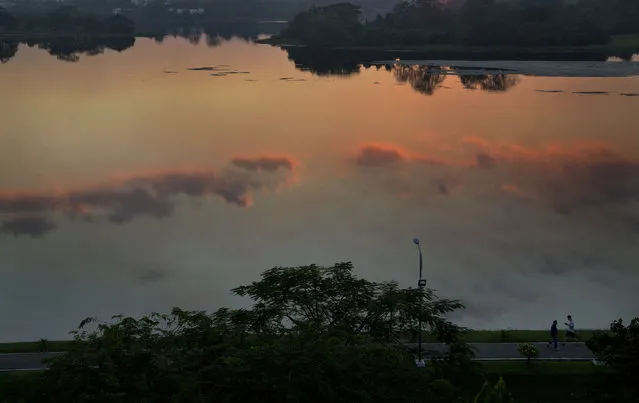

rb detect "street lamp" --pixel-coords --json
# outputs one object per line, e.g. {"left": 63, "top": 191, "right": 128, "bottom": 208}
{"left": 413, "top": 238, "right": 426, "bottom": 367}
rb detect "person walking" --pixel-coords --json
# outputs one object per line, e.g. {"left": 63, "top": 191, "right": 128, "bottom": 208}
{"left": 547, "top": 320, "right": 559, "bottom": 351}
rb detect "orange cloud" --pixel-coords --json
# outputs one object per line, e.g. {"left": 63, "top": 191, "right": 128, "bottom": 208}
{"left": 354, "top": 143, "right": 467, "bottom": 168}
{"left": 0, "top": 155, "right": 298, "bottom": 238}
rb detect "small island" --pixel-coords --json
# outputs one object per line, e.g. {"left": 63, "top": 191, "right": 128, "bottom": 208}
{"left": 0, "top": 5, "right": 135, "bottom": 37}
{"left": 260, "top": 0, "right": 639, "bottom": 55}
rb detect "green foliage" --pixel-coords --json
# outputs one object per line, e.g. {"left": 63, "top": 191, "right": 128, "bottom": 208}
{"left": 275, "top": 0, "right": 639, "bottom": 47}
{"left": 516, "top": 343, "right": 539, "bottom": 365}
{"left": 231, "top": 262, "right": 467, "bottom": 344}
{"left": 586, "top": 317, "right": 639, "bottom": 402}
{"left": 29, "top": 263, "right": 473, "bottom": 403}
{"left": 279, "top": 3, "right": 363, "bottom": 46}
{"left": 473, "top": 377, "right": 515, "bottom": 403}
{"left": 0, "top": 6, "right": 135, "bottom": 35}
{"left": 0, "top": 6, "right": 16, "bottom": 31}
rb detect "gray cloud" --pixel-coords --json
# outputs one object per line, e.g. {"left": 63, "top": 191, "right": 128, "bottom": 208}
{"left": 0, "top": 216, "right": 57, "bottom": 238}
{"left": 231, "top": 156, "right": 294, "bottom": 172}
{"left": 554, "top": 159, "right": 639, "bottom": 211}
{"left": 138, "top": 268, "right": 170, "bottom": 284}
{"left": 0, "top": 156, "right": 296, "bottom": 237}
{"left": 475, "top": 152, "right": 497, "bottom": 169}
{"left": 0, "top": 194, "right": 59, "bottom": 215}
{"left": 355, "top": 144, "right": 405, "bottom": 167}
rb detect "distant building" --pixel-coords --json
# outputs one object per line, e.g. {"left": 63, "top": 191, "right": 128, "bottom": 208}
{"left": 188, "top": 8, "right": 204, "bottom": 15}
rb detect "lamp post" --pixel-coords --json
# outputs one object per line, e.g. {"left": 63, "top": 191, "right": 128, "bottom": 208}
{"left": 413, "top": 238, "right": 427, "bottom": 367}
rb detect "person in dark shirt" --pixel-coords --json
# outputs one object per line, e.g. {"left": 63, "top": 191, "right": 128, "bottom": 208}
{"left": 547, "top": 320, "right": 559, "bottom": 351}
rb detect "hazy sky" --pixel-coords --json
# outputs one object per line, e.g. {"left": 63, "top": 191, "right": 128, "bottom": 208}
{"left": 1, "top": 37, "right": 639, "bottom": 341}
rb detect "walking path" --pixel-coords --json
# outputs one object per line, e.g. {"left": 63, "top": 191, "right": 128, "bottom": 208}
{"left": 0, "top": 342, "right": 595, "bottom": 371}
{"left": 407, "top": 342, "right": 594, "bottom": 361}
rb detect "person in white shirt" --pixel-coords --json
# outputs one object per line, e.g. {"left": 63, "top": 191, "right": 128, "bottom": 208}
{"left": 564, "top": 314, "right": 579, "bottom": 342}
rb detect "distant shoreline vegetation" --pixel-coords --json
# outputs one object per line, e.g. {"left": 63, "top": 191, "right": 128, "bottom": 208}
{"left": 0, "top": 6, "right": 135, "bottom": 36}
{"left": 260, "top": 0, "right": 639, "bottom": 51}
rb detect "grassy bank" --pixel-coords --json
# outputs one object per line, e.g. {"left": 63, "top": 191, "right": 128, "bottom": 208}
{"left": 0, "top": 340, "right": 75, "bottom": 354}
{"left": 0, "top": 361, "right": 608, "bottom": 403}
{"left": 257, "top": 34, "right": 639, "bottom": 56}
{"left": 0, "top": 330, "right": 602, "bottom": 353}
{"left": 477, "top": 361, "right": 609, "bottom": 403}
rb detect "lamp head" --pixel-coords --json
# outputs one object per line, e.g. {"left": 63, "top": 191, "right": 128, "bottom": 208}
{"left": 413, "top": 238, "right": 420, "bottom": 245}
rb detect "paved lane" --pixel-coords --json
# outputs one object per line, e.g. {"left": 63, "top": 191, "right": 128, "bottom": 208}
{"left": 407, "top": 342, "right": 594, "bottom": 360}
{"left": 0, "top": 342, "right": 594, "bottom": 371}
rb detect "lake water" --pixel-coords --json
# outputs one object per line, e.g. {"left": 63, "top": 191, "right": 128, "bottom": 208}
{"left": 1, "top": 35, "right": 639, "bottom": 340}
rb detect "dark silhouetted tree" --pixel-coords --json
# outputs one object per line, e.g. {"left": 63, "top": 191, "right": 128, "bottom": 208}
{"left": 587, "top": 317, "right": 639, "bottom": 403}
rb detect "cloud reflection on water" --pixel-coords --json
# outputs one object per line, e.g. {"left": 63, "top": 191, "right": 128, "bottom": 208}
{"left": 352, "top": 140, "right": 639, "bottom": 230}
{"left": 0, "top": 156, "right": 297, "bottom": 238}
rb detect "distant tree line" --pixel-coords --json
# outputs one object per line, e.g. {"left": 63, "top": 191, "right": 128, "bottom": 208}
{"left": 4, "top": 0, "right": 401, "bottom": 24}
{"left": 0, "top": 5, "right": 135, "bottom": 35}
{"left": 277, "top": 0, "right": 639, "bottom": 47}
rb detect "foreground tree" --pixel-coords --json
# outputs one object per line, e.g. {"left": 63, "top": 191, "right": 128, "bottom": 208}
{"left": 587, "top": 317, "right": 639, "bottom": 402}
{"left": 231, "top": 262, "right": 467, "bottom": 344}
{"left": 30, "top": 263, "right": 479, "bottom": 402}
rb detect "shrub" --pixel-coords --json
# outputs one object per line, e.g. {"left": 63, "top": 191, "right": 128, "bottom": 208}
{"left": 517, "top": 342, "right": 539, "bottom": 366}
{"left": 474, "top": 377, "right": 514, "bottom": 403}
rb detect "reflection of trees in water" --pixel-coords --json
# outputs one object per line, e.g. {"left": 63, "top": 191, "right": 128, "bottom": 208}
{"left": 391, "top": 65, "right": 446, "bottom": 95}
{"left": 160, "top": 24, "right": 278, "bottom": 48}
{"left": 160, "top": 29, "right": 251, "bottom": 48}
{"left": 17, "top": 36, "right": 136, "bottom": 63}
{"left": 205, "top": 34, "right": 222, "bottom": 47}
{"left": 386, "top": 64, "right": 519, "bottom": 95}
{"left": 283, "top": 47, "right": 361, "bottom": 77}
{"left": 459, "top": 74, "right": 519, "bottom": 92}
{"left": 1, "top": 22, "right": 280, "bottom": 63}
{"left": 0, "top": 40, "right": 18, "bottom": 64}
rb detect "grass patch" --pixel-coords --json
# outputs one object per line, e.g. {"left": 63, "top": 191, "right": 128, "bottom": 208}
{"left": 466, "top": 361, "right": 610, "bottom": 403}
{"left": 480, "top": 360, "right": 604, "bottom": 375}
{"left": 0, "top": 329, "right": 604, "bottom": 353}
{"left": 0, "top": 372, "right": 43, "bottom": 402}
{"left": 611, "top": 33, "right": 639, "bottom": 47}
{"left": 0, "top": 361, "right": 610, "bottom": 403}
{"left": 0, "top": 340, "right": 75, "bottom": 354}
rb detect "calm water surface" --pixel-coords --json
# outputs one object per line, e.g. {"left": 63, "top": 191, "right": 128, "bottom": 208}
{"left": 2, "top": 36, "right": 639, "bottom": 340}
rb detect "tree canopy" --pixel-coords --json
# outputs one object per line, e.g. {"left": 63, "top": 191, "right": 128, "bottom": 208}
{"left": 27, "top": 262, "right": 483, "bottom": 403}
{"left": 0, "top": 6, "right": 16, "bottom": 32}
{"left": 587, "top": 317, "right": 639, "bottom": 403}
{"left": 275, "top": 0, "right": 639, "bottom": 47}
{"left": 0, "top": 6, "right": 135, "bottom": 35}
